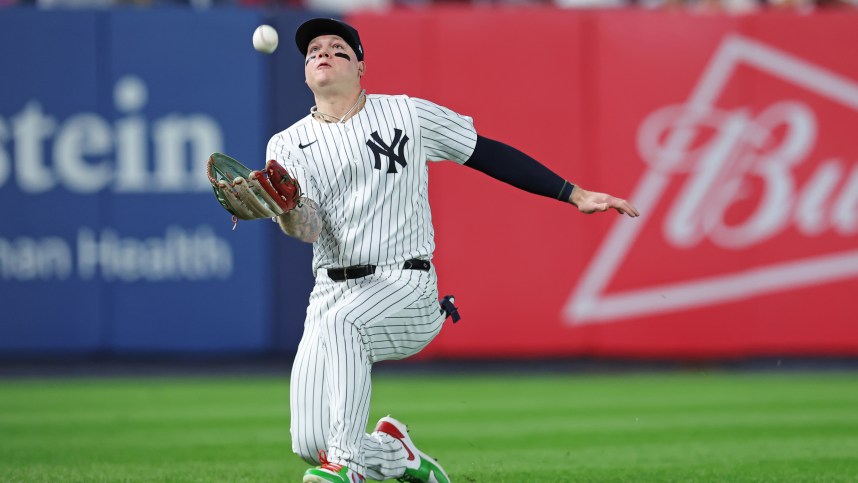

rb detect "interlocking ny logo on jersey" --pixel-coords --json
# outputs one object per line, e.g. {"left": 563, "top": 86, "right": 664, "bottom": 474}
{"left": 366, "top": 129, "right": 409, "bottom": 173}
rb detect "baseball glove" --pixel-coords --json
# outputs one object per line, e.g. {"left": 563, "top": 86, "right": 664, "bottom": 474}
{"left": 207, "top": 152, "right": 302, "bottom": 225}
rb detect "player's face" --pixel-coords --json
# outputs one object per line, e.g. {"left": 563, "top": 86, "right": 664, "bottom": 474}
{"left": 304, "top": 35, "right": 363, "bottom": 92}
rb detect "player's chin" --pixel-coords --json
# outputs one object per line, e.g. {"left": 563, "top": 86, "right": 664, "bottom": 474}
{"left": 308, "top": 75, "right": 336, "bottom": 90}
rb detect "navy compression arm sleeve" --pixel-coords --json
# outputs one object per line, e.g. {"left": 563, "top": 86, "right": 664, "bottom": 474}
{"left": 463, "top": 135, "right": 575, "bottom": 202}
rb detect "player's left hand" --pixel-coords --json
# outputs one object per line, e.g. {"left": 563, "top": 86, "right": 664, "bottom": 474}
{"left": 207, "top": 153, "right": 302, "bottom": 222}
{"left": 570, "top": 186, "right": 639, "bottom": 217}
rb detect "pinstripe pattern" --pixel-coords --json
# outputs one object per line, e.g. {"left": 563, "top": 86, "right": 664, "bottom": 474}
{"left": 290, "top": 266, "right": 445, "bottom": 477}
{"left": 267, "top": 95, "right": 477, "bottom": 272}
{"left": 274, "top": 94, "right": 477, "bottom": 478}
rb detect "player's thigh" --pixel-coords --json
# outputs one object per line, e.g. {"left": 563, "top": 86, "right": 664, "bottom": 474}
{"left": 313, "top": 268, "right": 442, "bottom": 361}
{"left": 358, "top": 269, "right": 444, "bottom": 362}
{"left": 364, "top": 299, "right": 444, "bottom": 363}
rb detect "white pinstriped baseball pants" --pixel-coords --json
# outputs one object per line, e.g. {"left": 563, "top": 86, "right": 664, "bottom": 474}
{"left": 289, "top": 264, "right": 446, "bottom": 479}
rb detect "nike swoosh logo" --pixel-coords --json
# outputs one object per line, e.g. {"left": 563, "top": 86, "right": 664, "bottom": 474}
{"left": 377, "top": 421, "right": 415, "bottom": 461}
{"left": 298, "top": 140, "right": 317, "bottom": 149}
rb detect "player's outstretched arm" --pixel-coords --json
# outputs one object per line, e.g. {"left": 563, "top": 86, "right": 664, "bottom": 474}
{"left": 463, "top": 135, "right": 640, "bottom": 218}
{"left": 569, "top": 186, "right": 639, "bottom": 217}
{"left": 276, "top": 198, "right": 322, "bottom": 243}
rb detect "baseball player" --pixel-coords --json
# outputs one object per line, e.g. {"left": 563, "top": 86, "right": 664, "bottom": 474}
{"left": 240, "top": 18, "right": 638, "bottom": 483}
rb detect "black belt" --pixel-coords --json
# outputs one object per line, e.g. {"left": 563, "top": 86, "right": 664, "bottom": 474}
{"left": 327, "top": 259, "right": 430, "bottom": 281}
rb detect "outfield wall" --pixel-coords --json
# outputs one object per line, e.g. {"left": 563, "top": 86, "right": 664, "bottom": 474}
{"left": 2, "top": 8, "right": 857, "bottom": 359}
{"left": 0, "top": 9, "right": 318, "bottom": 356}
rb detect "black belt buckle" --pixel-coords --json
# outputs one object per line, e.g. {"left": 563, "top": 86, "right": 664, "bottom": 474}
{"left": 329, "top": 264, "right": 376, "bottom": 281}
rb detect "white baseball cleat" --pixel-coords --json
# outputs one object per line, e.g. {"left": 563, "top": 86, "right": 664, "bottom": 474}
{"left": 374, "top": 416, "right": 450, "bottom": 483}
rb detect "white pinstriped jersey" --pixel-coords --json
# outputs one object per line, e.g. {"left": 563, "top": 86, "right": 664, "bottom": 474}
{"left": 267, "top": 94, "right": 478, "bottom": 272}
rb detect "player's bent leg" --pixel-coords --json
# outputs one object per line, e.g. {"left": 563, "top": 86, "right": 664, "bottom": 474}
{"left": 356, "top": 269, "right": 450, "bottom": 481}
{"left": 302, "top": 268, "right": 452, "bottom": 481}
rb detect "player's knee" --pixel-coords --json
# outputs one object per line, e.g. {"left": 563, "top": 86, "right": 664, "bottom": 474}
{"left": 291, "top": 433, "right": 325, "bottom": 465}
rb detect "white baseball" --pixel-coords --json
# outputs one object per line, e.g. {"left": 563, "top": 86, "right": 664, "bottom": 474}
{"left": 252, "top": 25, "right": 279, "bottom": 54}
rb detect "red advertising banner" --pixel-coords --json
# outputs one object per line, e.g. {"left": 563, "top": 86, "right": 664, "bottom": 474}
{"left": 350, "top": 9, "right": 858, "bottom": 359}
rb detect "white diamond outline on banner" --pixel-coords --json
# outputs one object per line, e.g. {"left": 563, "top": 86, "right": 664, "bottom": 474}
{"left": 565, "top": 33, "right": 858, "bottom": 325}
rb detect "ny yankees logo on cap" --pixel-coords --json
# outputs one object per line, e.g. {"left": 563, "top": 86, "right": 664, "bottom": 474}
{"left": 366, "top": 129, "right": 409, "bottom": 173}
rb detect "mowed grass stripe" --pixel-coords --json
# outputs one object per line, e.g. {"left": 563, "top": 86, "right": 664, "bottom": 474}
{"left": 1, "top": 372, "right": 857, "bottom": 482}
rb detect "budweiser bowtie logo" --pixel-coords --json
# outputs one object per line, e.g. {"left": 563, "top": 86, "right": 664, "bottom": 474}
{"left": 565, "top": 34, "right": 858, "bottom": 325}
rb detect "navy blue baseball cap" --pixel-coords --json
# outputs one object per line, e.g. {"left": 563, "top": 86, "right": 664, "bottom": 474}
{"left": 295, "top": 18, "right": 364, "bottom": 61}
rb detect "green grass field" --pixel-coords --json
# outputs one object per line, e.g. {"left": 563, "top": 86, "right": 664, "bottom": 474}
{"left": 1, "top": 372, "right": 857, "bottom": 482}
